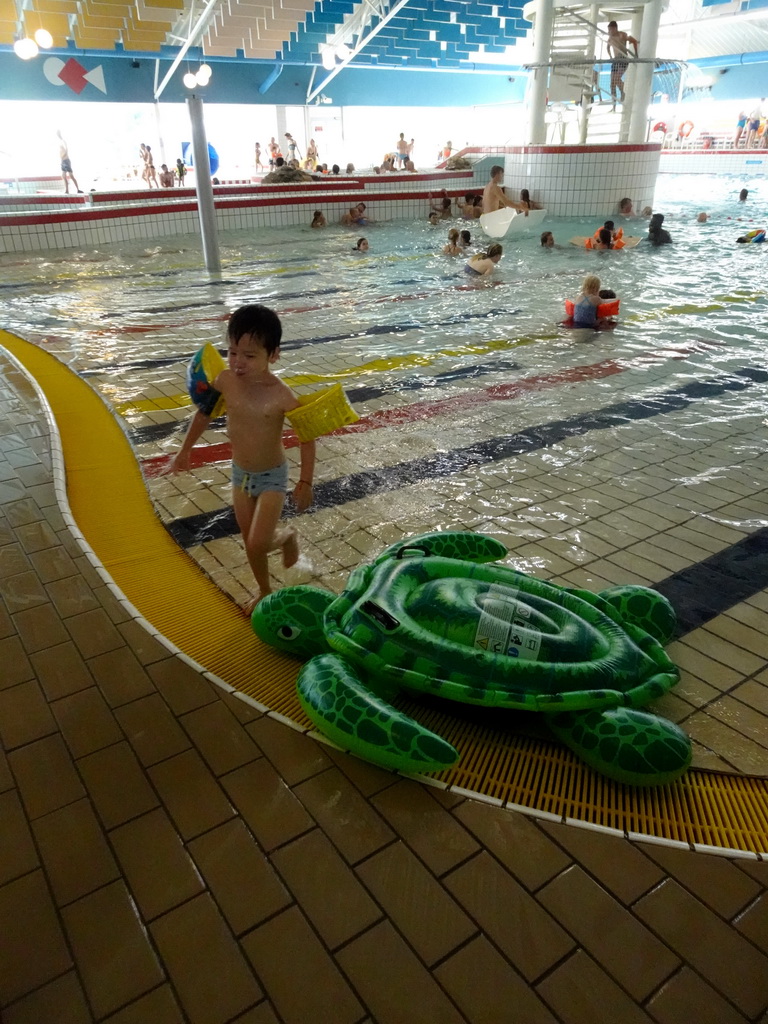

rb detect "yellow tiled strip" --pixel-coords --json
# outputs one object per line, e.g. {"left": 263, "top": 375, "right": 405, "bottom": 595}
{"left": 3, "top": 329, "right": 767, "bottom": 855}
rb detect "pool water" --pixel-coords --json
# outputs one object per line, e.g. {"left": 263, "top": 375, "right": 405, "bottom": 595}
{"left": 2, "top": 172, "right": 768, "bottom": 775}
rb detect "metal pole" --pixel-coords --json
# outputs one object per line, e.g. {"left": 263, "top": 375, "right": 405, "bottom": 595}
{"left": 629, "top": 0, "right": 663, "bottom": 143}
{"left": 527, "top": 0, "right": 555, "bottom": 144}
{"left": 186, "top": 94, "right": 221, "bottom": 275}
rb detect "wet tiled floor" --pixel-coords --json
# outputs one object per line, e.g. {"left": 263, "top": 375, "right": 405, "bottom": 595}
{"left": 1, "top": 332, "right": 768, "bottom": 1021}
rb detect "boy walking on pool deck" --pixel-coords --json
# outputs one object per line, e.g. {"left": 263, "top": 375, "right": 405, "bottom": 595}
{"left": 168, "top": 305, "right": 316, "bottom": 610}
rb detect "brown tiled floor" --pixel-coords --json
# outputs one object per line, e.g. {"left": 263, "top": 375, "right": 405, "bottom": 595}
{"left": 1, "top": 357, "right": 768, "bottom": 1024}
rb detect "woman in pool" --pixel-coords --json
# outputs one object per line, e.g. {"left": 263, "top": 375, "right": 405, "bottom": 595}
{"left": 354, "top": 238, "right": 369, "bottom": 252}
{"left": 341, "top": 202, "right": 368, "bottom": 226}
{"left": 443, "top": 228, "right": 462, "bottom": 255}
{"left": 520, "top": 189, "right": 543, "bottom": 210}
{"left": 310, "top": 210, "right": 326, "bottom": 228}
{"left": 465, "top": 243, "right": 503, "bottom": 276}
{"left": 540, "top": 231, "right": 561, "bottom": 249}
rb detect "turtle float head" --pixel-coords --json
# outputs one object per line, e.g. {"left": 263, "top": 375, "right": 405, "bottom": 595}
{"left": 599, "top": 585, "right": 677, "bottom": 645}
{"left": 251, "top": 585, "right": 334, "bottom": 658}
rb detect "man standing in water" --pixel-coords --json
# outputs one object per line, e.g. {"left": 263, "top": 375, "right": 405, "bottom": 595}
{"left": 606, "top": 20, "right": 638, "bottom": 110}
{"left": 482, "top": 165, "right": 521, "bottom": 215}
{"left": 57, "top": 131, "right": 82, "bottom": 194}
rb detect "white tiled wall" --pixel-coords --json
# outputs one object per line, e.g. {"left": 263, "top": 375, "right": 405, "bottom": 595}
{"left": 502, "top": 146, "right": 661, "bottom": 216}
{"left": 659, "top": 151, "right": 767, "bottom": 175}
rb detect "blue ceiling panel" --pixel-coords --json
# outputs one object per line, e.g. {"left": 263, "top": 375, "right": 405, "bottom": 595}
{"left": 281, "top": 0, "right": 527, "bottom": 69}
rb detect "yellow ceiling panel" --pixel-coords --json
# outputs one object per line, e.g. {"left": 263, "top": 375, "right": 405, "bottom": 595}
{"left": 124, "top": 24, "right": 169, "bottom": 39}
{"left": 121, "top": 35, "right": 162, "bottom": 48}
{"left": 23, "top": 10, "right": 70, "bottom": 33}
{"left": 0, "top": 0, "right": 15, "bottom": 19}
{"left": 73, "top": 26, "right": 120, "bottom": 43}
{"left": 82, "top": 1, "right": 132, "bottom": 16}
{"left": 31, "top": 0, "right": 79, "bottom": 14}
{"left": 79, "top": 11, "right": 127, "bottom": 27}
{"left": 128, "top": 15, "right": 172, "bottom": 29}
{"left": 0, "top": 22, "right": 16, "bottom": 44}
{"left": 138, "top": 0, "right": 184, "bottom": 10}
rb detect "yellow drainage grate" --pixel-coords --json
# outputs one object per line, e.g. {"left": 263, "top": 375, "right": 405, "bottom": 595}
{"left": 4, "top": 329, "right": 767, "bottom": 855}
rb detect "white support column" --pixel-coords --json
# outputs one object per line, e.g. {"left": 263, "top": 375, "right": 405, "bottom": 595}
{"left": 579, "top": 3, "right": 599, "bottom": 144}
{"left": 629, "top": 0, "right": 663, "bottom": 143}
{"left": 527, "top": 0, "right": 555, "bottom": 145}
{"left": 187, "top": 95, "right": 221, "bottom": 275}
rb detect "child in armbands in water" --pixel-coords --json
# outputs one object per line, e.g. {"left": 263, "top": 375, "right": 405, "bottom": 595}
{"left": 168, "top": 305, "right": 316, "bottom": 611}
{"left": 571, "top": 274, "right": 602, "bottom": 326}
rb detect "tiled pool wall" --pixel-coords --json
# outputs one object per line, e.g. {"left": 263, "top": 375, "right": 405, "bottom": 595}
{"left": 6, "top": 144, "right": 762, "bottom": 252}
{"left": 502, "top": 145, "right": 661, "bottom": 217}
{"left": 658, "top": 149, "right": 768, "bottom": 175}
{"left": 0, "top": 171, "right": 475, "bottom": 253}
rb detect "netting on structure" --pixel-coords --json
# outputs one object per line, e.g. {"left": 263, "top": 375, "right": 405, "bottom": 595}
{"left": 526, "top": 58, "right": 687, "bottom": 108}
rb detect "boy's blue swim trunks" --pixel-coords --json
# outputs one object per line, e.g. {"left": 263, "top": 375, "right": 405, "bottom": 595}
{"left": 232, "top": 460, "right": 289, "bottom": 497}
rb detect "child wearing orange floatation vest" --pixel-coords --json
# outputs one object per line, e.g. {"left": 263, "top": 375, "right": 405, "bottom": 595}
{"left": 591, "top": 221, "right": 625, "bottom": 247}
{"left": 585, "top": 228, "right": 624, "bottom": 250}
{"left": 564, "top": 280, "right": 620, "bottom": 325}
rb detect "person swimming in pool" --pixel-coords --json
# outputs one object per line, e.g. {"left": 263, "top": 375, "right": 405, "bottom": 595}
{"left": 341, "top": 202, "right": 368, "bottom": 226}
{"left": 354, "top": 237, "right": 369, "bottom": 251}
{"left": 310, "top": 210, "right": 326, "bottom": 228}
{"left": 443, "top": 228, "right": 462, "bottom": 255}
{"left": 465, "top": 243, "right": 503, "bottom": 276}
{"left": 459, "top": 229, "right": 471, "bottom": 249}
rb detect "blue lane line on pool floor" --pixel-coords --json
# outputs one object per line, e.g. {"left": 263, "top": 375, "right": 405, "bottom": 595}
{"left": 80, "top": 307, "right": 521, "bottom": 375}
{"left": 127, "top": 355, "right": 526, "bottom": 446}
{"left": 161, "top": 364, "right": 768, "bottom": 636}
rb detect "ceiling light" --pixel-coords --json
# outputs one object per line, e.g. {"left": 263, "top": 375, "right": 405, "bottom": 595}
{"left": 34, "top": 28, "right": 53, "bottom": 48}
{"left": 321, "top": 46, "right": 335, "bottom": 70}
{"left": 335, "top": 43, "right": 351, "bottom": 60}
{"left": 183, "top": 71, "right": 197, "bottom": 88}
{"left": 14, "top": 37, "right": 39, "bottom": 59}
{"left": 197, "top": 62, "right": 212, "bottom": 81}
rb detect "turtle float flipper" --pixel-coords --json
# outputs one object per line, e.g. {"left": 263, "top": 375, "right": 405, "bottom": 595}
{"left": 547, "top": 707, "right": 692, "bottom": 787}
{"left": 297, "top": 653, "right": 459, "bottom": 773}
{"left": 373, "top": 531, "right": 507, "bottom": 567}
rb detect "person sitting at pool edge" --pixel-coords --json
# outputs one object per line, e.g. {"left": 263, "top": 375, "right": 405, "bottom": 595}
{"left": 648, "top": 213, "right": 672, "bottom": 245}
{"left": 310, "top": 210, "right": 326, "bottom": 228}
{"left": 354, "top": 237, "right": 369, "bottom": 252}
{"left": 618, "top": 197, "right": 634, "bottom": 216}
{"left": 443, "top": 228, "right": 461, "bottom": 255}
{"left": 465, "top": 243, "right": 503, "bottom": 276}
{"left": 571, "top": 274, "right": 603, "bottom": 326}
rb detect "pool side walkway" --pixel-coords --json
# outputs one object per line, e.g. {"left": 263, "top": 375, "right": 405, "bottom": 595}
{"left": 1, "top": 356, "right": 768, "bottom": 1023}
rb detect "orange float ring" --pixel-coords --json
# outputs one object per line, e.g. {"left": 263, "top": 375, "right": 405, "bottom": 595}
{"left": 678, "top": 120, "right": 694, "bottom": 138}
{"left": 653, "top": 121, "right": 668, "bottom": 134}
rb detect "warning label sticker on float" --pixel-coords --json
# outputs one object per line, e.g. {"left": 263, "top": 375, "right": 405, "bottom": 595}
{"left": 474, "top": 585, "right": 542, "bottom": 661}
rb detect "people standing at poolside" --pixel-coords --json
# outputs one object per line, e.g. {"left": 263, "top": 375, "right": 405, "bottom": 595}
{"left": 306, "top": 138, "right": 318, "bottom": 169}
{"left": 268, "top": 137, "right": 279, "bottom": 168}
{"left": 734, "top": 112, "right": 747, "bottom": 148}
{"left": 140, "top": 144, "right": 158, "bottom": 189}
{"left": 746, "top": 103, "right": 764, "bottom": 148}
{"left": 57, "top": 131, "right": 82, "bottom": 194}
{"left": 254, "top": 142, "right": 263, "bottom": 171}
{"left": 285, "top": 133, "right": 301, "bottom": 164}
{"left": 482, "top": 166, "right": 520, "bottom": 215}
{"left": 606, "top": 20, "right": 638, "bottom": 110}
{"left": 175, "top": 158, "right": 186, "bottom": 185}
{"left": 465, "top": 243, "right": 503, "bottom": 276}
{"left": 396, "top": 133, "right": 409, "bottom": 168}
{"left": 167, "top": 304, "right": 316, "bottom": 611}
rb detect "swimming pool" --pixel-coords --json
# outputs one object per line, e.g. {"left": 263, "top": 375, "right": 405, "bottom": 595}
{"left": 3, "top": 172, "right": 768, "bottom": 776}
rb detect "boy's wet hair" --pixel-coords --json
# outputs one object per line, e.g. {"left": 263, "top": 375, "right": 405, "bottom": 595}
{"left": 227, "top": 304, "right": 282, "bottom": 355}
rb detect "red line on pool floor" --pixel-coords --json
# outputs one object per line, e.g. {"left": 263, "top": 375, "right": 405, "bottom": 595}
{"left": 141, "top": 358, "right": 624, "bottom": 478}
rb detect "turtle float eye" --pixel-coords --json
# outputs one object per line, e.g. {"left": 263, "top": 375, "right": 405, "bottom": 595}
{"left": 278, "top": 624, "right": 301, "bottom": 640}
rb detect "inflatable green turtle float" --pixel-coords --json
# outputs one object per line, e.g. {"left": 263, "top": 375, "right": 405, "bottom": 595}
{"left": 252, "top": 532, "right": 691, "bottom": 786}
